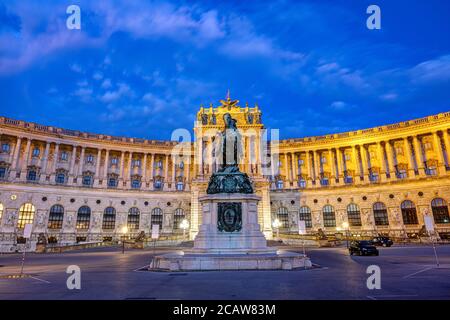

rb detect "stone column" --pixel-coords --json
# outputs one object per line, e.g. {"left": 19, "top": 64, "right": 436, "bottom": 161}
{"left": 413, "top": 136, "right": 425, "bottom": 176}
{"left": 328, "top": 150, "right": 335, "bottom": 185}
{"left": 362, "top": 145, "right": 371, "bottom": 182}
{"left": 172, "top": 156, "right": 176, "bottom": 190}
{"left": 19, "top": 138, "right": 32, "bottom": 180}
{"left": 11, "top": 136, "right": 22, "bottom": 179}
{"left": 283, "top": 153, "right": 289, "bottom": 187}
{"left": 377, "top": 142, "right": 387, "bottom": 182}
{"left": 69, "top": 145, "right": 77, "bottom": 178}
{"left": 93, "top": 149, "right": 102, "bottom": 187}
{"left": 256, "top": 132, "right": 262, "bottom": 175}
{"left": 304, "top": 151, "right": 311, "bottom": 187}
{"left": 443, "top": 130, "right": 450, "bottom": 171}
{"left": 164, "top": 154, "right": 169, "bottom": 189}
{"left": 186, "top": 156, "right": 192, "bottom": 189}
{"left": 352, "top": 146, "right": 361, "bottom": 183}
{"left": 314, "top": 150, "right": 321, "bottom": 186}
{"left": 103, "top": 149, "right": 109, "bottom": 180}
{"left": 127, "top": 152, "right": 133, "bottom": 187}
{"left": 337, "top": 148, "right": 344, "bottom": 184}
{"left": 95, "top": 149, "right": 101, "bottom": 178}
{"left": 150, "top": 153, "right": 155, "bottom": 181}
{"left": 39, "top": 142, "right": 50, "bottom": 183}
{"left": 142, "top": 153, "right": 148, "bottom": 185}
{"left": 433, "top": 131, "right": 446, "bottom": 174}
{"left": 51, "top": 143, "right": 60, "bottom": 174}
{"left": 386, "top": 141, "right": 396, "bottom": 179}
{"left": 290, "top": 152, "right": 296, "bottom": 186}
{"left": 78, "top": 146, "right": 85, "bottom": 176}
{"left": 41, "top": 142, "right": 50, "bottom": 173}
{"left": 404, "top": 138, "right": 415, "bottom": 177}
{"left": 119, "top": 151, "right": 125, "bottom": 186}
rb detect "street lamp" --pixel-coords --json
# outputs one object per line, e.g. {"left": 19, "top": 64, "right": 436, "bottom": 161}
{"left": 272, "top": 219, "right": 281, "bottom": 240}
{"left": 179, "top": 219, "right": 189, "bottom": 239}
{"left": 121, "top": 226, "right": 128, "bottom": 254}
{"left": 342, "top": 222, "right": 350, "bottom": 248}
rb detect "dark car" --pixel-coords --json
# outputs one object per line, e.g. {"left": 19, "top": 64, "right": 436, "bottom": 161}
{"left": 349, "top": 240, "right": 379, "bottom": 256}
{"left": 372, "top": 236, "right": 393, "bottom": 247}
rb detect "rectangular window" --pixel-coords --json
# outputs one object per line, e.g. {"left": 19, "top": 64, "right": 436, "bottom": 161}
{"left": 27, "top": 170, "right": 37, "bottom": 181}
{"left": 344, "top": 176, "right": 353, "bottom": 184}
{"left": 60, "top": 151, "right": 68, "bottom": 161}
{"left": 132, "top": 159, "right": 141, "bottom": 167}
{"left": 426, "top": 167, "right": 437, "bottom": 176}
{"left": 82, "top": 175, "right": 92, "bottom": 186}
{"left": 108, "top": 178, "right": 117, "bottom": 188}
{"left": 86, "top": 154, "right": 94, "bottom": 163}
{"left": 0, "top": 167, "right": 6, "bottom": 179}
{"left": 32, "top": 148, "right": 40, "bottom": 157}
{"left": 131, "top": 179, "right": 140, "bottom": 189}
{"left": 56, "top": 173, "right": 66, "bottom": 184}
{"left": 1, "top": 143, "right": 10, "bottom": 153}
{"left": 111, "top": 157, "right": 118, "bottom": 165}
{"left": 397, "top": 170, "right": 407, "bottom": 179}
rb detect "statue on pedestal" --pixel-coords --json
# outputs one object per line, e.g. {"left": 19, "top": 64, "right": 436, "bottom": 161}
{"left": 206, "top": 113, "right": 253, "bottom": 194}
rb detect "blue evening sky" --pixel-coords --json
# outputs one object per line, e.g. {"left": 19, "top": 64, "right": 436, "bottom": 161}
{"left": 0, "top": 0, "right": 449, "bottom": 140}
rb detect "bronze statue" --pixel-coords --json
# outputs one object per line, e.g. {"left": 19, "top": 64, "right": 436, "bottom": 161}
{"left": 220, "top": 113, "right": 243, "bottom": 173}
{"left": 206, "top": 113, "right": 253, "bottom": 194}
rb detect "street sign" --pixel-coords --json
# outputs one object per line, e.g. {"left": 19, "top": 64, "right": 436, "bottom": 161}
{"left": 424, "top": 216, "right": 434, "bottom": 232}
{"left": 151, "top": 224, "right": 160, "bottom": 239}
{"left": 298, "top": 220, "right": 307, "bottom": 235}
{"left": 23, "top": 223, "right": 33, "bottom": 239}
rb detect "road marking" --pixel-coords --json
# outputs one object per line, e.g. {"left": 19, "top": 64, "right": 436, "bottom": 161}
{"left": 133, "top": 264, "right": 150, "bottom": 272}
{"left": 367, "top": 294, "right": 419, "bottom": 300}
{"left": 402, "top": 267, "right": 434, "bottom": 279}
{"left": 30, "top": 276, "right": 51, "bottom": 284}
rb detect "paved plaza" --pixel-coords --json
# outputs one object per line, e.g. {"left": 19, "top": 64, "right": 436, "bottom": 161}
{"left": 0, "top": 244, "right": 449, "bottom": 300}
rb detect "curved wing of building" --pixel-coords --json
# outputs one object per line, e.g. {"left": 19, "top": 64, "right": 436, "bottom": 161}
{"left": 1, "top": 95, "right": 449, "bottom": 249}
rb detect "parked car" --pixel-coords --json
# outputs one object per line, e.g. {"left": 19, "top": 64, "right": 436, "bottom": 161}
{"left": 349, "top": 240, "right": 379, "bottom": 256}
{"left": 372, "top": 236, "right": 393, "bottom": 247}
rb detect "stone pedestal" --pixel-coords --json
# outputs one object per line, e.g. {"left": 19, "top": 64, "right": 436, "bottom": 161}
{"left": 152, "top": 193, "right": 311, "bottom": 271}
{"left": 191, "top": 193, "right": 273, "bottom": 254}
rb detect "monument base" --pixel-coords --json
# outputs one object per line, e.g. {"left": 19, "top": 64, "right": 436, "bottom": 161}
{"left": 151, "top": 250, "right": 311, "bottom": 271}
{"left": 149, "top": 193, "right": 312, "bottom": 271}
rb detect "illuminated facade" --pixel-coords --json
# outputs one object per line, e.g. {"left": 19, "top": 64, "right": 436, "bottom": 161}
{"left": 1, "top": 95, "right": 450, "bottom": 250}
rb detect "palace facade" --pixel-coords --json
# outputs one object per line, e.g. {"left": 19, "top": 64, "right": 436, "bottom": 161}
{"left": 1, "top": 95, "right": 450, "bottom": 250}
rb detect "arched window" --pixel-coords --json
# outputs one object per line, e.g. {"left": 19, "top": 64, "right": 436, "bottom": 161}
{"left": 347, "top": 203, "right": 362, "bottom": 227}
{"left": 173, "top": 208, "right": 185, "bottom": 230}
{"left": 76, "top": 206, "right": 91, "bottom": 230}
{"left": 127, "top": 207, "right": 140, "bottom": 230}
{"left": 151, "top": 208, "right": 163, "bottom": 230}
{"left": 431, "top": 198, "right": 450, "bottom": 224}
{"left": 102, "top": 207, "right": 116, "bottom": 230}
{"left": 18, "top": 203, "right": 35, "bottom": 228}
{"left": 401, "top": 200, "right": 418, "bottom": 225}
{"left": 322, "top": 205, "right": 336, "bottom": 227}
{"left": 373, "top": 202, "right": 389, "bottom": 226}
{"left": 48, "top": 204, "right": 64, "bottom": 229}
{"left": 277, "top": 207, "right": 289, "bottom": 228}
{"left": 299, "top": 206, "right": 312, "bottom": 228}
{"left": 176, "top": 181, "right": 184, "bottom": 191}
{"left": 0, "top": 202, "right": 3, "bottom": 221}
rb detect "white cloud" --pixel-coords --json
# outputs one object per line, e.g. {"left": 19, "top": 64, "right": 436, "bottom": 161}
{"left": 101, "top": 78, "right": 112, "bottom": 89}
{"left": 93, "top": 71, "right": 104, "bottom": 80}
{"left": 100, "top": 83, "right": 133, "bottom": 103}
{"left": 409, "top": 55, "right": 450, "bottom": 84}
